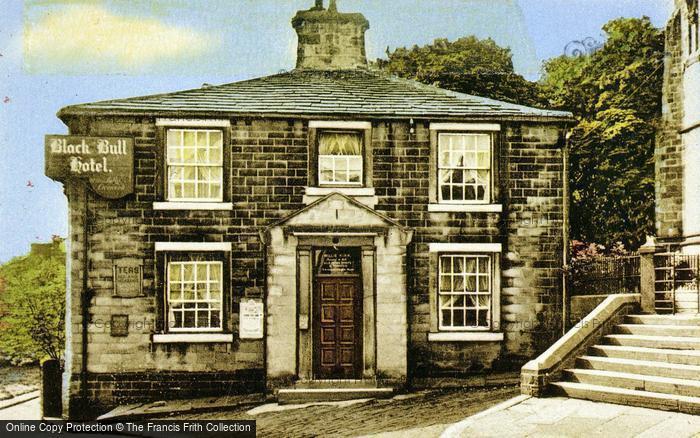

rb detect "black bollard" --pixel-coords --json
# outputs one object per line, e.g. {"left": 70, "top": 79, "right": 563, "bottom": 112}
{"left": 41, "top": 359, "right": 62, "bottom": 418}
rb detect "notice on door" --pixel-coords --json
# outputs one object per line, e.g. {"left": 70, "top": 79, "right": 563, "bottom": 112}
{"left": 240, "top": 300, "right": 264, "bottom": 339}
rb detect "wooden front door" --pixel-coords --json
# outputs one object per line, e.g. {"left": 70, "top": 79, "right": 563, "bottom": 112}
{"left": 314, "top": 276, "right": 362, "bottom": 379}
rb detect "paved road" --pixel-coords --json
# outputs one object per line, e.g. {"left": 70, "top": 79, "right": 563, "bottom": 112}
{"left": 0, "top": 397, "right": 40, "bottom": 420}
{"left": 165, "top": 386, "right": 520, "bottom": 437}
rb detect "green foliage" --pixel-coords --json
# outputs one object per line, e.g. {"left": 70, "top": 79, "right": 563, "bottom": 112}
{"left": 0, "top": 240, "right": 65, "bottom": 363}
{"left": 379, "top": 20, "right": 662, "bottom": 250}
{"left": 378, "top": 36, "right": 547, "bottom": 107}
{"left": 541, "top": 17, "right": 663, "bottom": 249}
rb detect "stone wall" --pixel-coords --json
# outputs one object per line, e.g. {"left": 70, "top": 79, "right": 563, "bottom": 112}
{"left": 656, "top": 11, "right": 685, "bottom": 242}
{"left": 61, "top": 115, "right": 565, "bottom": 414}
{"left": 370, "top": 122, "right": 566, "bottom": 376}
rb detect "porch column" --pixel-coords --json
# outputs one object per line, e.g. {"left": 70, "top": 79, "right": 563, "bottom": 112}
{"left": 361, "top": 245, "right": 376, "bottom": 378}
{"left": 298, "top": 246, "right": 313, "bottom": 379}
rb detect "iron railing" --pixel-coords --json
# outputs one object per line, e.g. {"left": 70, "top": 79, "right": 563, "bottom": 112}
{"left": 654, "top": 253, "right": 700, "bottom": 314}
{"left": 568, "top": 254, "right": 640, "bottom": 296}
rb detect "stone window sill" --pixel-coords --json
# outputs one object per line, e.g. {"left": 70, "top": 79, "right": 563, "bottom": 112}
{"left": 428, "top": 204, "right": 502, "bottom": 213}
{"left": 305, "top": 187, "right": 375, "bottom": 197}
{"left": 153, "top": 202, "right": 233, "bottom": 211}
{"left": 428, "top": 332, "right": 504, "bottom": 342}
{"left": 152, "top": 333, "right": 233, "bottom": 343}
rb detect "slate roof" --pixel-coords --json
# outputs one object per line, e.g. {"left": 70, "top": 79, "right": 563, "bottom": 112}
{"left": 58, "top": 69, "right": 573, "bottom": 121}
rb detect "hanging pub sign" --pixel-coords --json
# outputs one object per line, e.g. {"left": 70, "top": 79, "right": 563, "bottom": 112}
{"left": 45, "top": 135, "right": 134, "bottom": 199}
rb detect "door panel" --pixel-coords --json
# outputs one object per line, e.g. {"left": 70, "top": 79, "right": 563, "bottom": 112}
{"left": 314, "top": 277, "right": 362, "bottom": 379}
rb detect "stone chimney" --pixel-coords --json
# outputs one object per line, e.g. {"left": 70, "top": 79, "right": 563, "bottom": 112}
{"left": 292, "top": 0, "right": 370, "bottom": 70}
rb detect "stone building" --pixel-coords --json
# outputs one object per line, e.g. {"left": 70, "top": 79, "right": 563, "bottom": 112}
{"left": 50, "top": 1, "right": 573, "bottom": 418}
{"left": 657, "top": 0, "right": 700, "bottom": 254}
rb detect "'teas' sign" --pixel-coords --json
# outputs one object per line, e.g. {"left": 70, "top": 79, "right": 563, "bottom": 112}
{"left": 45, "top": 135, "right": 134, "bottom": 199}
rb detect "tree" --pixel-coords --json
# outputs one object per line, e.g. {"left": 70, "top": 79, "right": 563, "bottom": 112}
{"left": 541, "top": 17, "right": 663, "bottom": 249}
{"left": 0, "top": 239, "right": 65, "bottom": 363}
{"left": 378, "top": 36, "right": 547, "bottom": 107}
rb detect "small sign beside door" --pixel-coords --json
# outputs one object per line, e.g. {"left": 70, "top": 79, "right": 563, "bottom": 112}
{"left": 239, "top": 299, "right": 264, "bottom": 339}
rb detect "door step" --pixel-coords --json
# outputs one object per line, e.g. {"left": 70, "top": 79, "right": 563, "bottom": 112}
{"left": 293, "top": 379, "right": 379, "bottom": 389}
{"left": 276, "top": 387, "right": 394, "bottom": 405}
{"left": 550, "top": 381, "right": 700, "bottom": 414}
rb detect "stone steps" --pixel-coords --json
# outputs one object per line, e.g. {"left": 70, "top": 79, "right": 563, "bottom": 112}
{"left": 293, "top": 379, "right": 379, "bottom": 389}
{"left": 625, "top": 314, "right": 700, "bottom": 326}
{"left": 589, "top": 344, "right": 700, "bottom": 366}
{"left": 550, "top": 381, "right": 700, "bottom": 414}
{"left": 548, "top": 314, "right": 700, "bottom": 413}
{"left": 603, "top": 334, "right": 700, "bottom": 350}
{"left": 576, "top": 355, "right": 700, "bottom": 380}
{"left": 564, "top": 368, "right": 700, "bottom": 397}
{"left": 276, "top": 387, "right": 394, "bottom": 404}
{"left": 615, "top": 323, "right": 700, "bottom": 337}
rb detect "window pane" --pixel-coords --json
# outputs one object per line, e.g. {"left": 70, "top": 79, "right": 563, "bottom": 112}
{"left": 478, "top": 311, "right": 488, "bottom": 327}
{"left": 183, "top": 131, "right": 195, "bottom": 146}
{"left": 168, "top": 147, "right": 183, "bottom": 164}
{"left": 196, "top": 131, "right": 207, "bottom": 147}
{"left": 454, "top": 309, "right": 465, "bottom": 327}
{"left": 167, "top": 130, "right": 181, "bottom": 147}
{"left": 466, "top": 309, "right": 477, "bottom": 326}
{"left": 465, "top": 186, "right": 476, "bottom": 201}
{"left": 210, "top": 131, "right": 223, "bottom": 148}
{"left": 441, "top": 310, "right": 452, "bottom": 327}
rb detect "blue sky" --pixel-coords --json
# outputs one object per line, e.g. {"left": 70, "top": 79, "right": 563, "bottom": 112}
{"left": 0, "top": 0, "right": 671, "bottom": 262}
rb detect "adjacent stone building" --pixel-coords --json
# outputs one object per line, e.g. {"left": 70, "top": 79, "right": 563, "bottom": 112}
{"left": 52, "top": 1, "right": 573, "bottom": 418}
{"left": 657, "top": 0, "right": 700, "bottom": 254}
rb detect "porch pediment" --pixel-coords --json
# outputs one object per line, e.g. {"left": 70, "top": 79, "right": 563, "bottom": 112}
{"left": 267, "top": 192, "right": 404, "bottom": 231}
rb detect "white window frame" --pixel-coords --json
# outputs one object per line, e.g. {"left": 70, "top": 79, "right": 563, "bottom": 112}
{"left": 429, "top": 243, "right": 502, "bottom": 337}
{"left": 317, "top": 130, "right": 364, "bottom": 187}
{"left": 437, "top": 132, "right": 492, "bottom": 205}
{"left": 166, "top": 260, "right": 224, "bottom": 333}
{"left": 166, "top": 128, "right": 224, "bottom": 202}
{"left": 437, "top": 254, "right": 493, "bottom": 331}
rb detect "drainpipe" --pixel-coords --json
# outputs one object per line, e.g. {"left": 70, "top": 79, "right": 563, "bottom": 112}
{"left": 562, "top": 128, "right": 571, "bottom": 335}
{"left": 80, "top": 183, "right": 91, "bottom": 409}
{"left": 258, "top": 230, "right": 268, "bottom": 393}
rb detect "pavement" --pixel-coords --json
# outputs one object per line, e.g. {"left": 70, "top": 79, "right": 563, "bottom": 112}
{"left": 0, "top": 396, "right": 40, "bottom": 420}
{"left": 442, "top": 395, "right": 700, "bottom": 438}
{"left": 3, "top": 388, "right": 700, "bottom": 437}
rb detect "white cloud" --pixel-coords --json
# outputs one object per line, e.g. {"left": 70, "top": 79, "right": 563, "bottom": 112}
{"left": 24, "top": 5, "right": 221, "bottom": 73}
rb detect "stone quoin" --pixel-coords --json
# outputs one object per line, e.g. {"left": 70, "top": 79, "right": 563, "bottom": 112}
{"left": 48, "top": 0, "right": 574, "bottom": 419}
